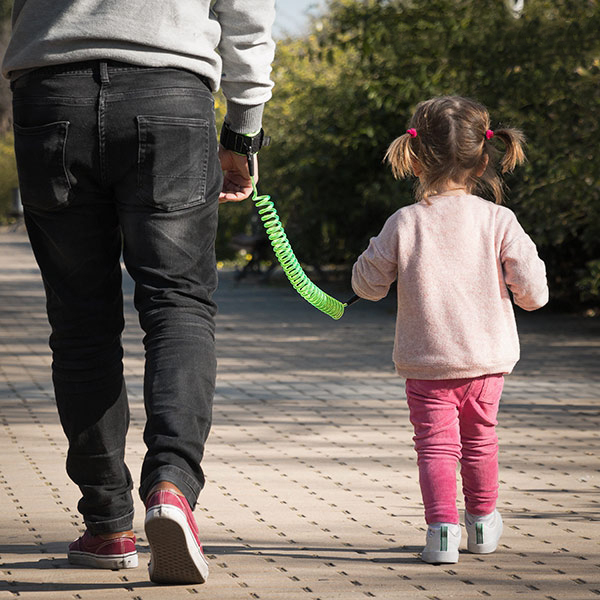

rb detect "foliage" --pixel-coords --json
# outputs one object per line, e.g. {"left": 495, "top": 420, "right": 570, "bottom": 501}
{"left": 249, "top": 0, "right": 600, "bottom": 309}
{"left": 0, "top": 0, "right": 10, "bottom": 20}
{"left": 578, "top": 260, "right": 600, "bottom": 304}
{"left": 0, "top": 132, "right": 18, "bottom": 224}
{"left": 0, "top": 1, "right": 597, "bottom": 309}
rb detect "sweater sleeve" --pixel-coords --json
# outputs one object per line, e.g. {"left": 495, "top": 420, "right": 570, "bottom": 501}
{"left": 351, "top": 215, "right": 399, "bottom": 301}
{"left": 212, "top": 0, "right": 276, "bottom": 133}
{"left": 501, "top": 215, "right": 549, "bottom": 311}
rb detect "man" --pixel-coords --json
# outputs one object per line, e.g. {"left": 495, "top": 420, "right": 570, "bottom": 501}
{"left": 2, "top": 0, "right": 275, "bottom": 585}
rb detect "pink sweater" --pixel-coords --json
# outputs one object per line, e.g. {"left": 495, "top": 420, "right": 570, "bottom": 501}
{"left": 352, "top": 193, "right": 549, "bottom": 379}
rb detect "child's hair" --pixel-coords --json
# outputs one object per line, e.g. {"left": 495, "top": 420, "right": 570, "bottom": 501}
{"left": 385, "top": 96, "right": 526, "bottom": 203}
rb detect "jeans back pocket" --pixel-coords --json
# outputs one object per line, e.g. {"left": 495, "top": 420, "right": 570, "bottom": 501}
{"left": 13, "top": 121, "right": 71, "bottom": 212}
{"left": 137, "top": 115, "right": 209, "bottom": 212}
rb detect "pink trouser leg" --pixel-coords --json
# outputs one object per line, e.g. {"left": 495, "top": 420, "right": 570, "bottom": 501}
{"left": 459, "top": 376, "right": 503, "bottom": 516}
{"left": 406, "top": 375, "right": 503, "bottom": 524}
{"left": 406, "top": 381, "right": 462, "bottom": 524}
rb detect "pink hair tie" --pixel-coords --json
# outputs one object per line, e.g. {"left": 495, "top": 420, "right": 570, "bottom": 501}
{"left": 406, "top": 128, "right": 417, "bottom": 138}
{"left": 485, "top": 129, "right": 495, "bottom": 140}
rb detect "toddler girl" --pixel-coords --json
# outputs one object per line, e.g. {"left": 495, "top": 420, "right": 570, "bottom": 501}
{"left": 351, "top": 96, "right": 548, "bottom": 564}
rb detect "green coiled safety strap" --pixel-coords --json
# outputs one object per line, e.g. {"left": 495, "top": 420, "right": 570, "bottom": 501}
{"left": 250, "top": 177, "right": 356, "bottom": 320}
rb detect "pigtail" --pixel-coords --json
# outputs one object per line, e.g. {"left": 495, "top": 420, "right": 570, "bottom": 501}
{"left": 385, "top": 133, "right": 416, "bottom": 180}
{"left": 479, "top": 125, "right": 526, "bottom": 203}
{"left": 492, "top": 127, "right": 526, "bottom": 173}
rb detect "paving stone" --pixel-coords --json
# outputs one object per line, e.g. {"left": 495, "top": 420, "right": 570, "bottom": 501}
{"left": 1, "top": 228, "right": 599, "bottom": 599}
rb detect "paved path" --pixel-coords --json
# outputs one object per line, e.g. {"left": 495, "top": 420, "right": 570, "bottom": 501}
{"left": 1, "top": 228, "right": 599, "bottom": 600}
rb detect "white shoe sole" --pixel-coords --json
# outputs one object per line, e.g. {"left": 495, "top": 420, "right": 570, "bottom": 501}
{"left": 145, "top": 503, "right": 209, "bottom": 584}
{"left": 68, "top": 550, "right": 138, "bottom": 570}
{"left": 421, "top": 549, "right": 459, "bottom": 564}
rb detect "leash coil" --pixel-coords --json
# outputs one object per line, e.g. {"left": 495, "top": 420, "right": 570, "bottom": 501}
{"left": 250, "top": 179, "right": 347, "bottom": 320}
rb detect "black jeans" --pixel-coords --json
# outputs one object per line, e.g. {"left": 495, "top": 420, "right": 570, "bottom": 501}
{"left": 12, "top": 61, "right": 222, "bottom": 534}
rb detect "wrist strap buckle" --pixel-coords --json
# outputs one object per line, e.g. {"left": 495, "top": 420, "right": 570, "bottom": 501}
{"left": 220, "top": 123, "right": 270, "bottom": 177}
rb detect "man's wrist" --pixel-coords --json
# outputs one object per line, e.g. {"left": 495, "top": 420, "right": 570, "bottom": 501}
{"left": 219, "top": 121, "right": 270, "bottom": 156}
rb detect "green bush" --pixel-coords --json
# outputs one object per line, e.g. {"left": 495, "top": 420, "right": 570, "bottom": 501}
{"left": 248, "top": 0, "right": 600, "bottom": 310}
{"left": 0, "top": 132, "right": 18, "bottom": 224}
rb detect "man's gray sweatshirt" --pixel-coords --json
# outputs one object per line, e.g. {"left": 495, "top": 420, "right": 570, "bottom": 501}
{"left": 2, "top": 0, "right": 276, "bottom": 132}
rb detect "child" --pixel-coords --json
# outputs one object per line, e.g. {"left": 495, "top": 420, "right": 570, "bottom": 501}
{"left": 351, "top": 96, "right": 548, "bottom": 564}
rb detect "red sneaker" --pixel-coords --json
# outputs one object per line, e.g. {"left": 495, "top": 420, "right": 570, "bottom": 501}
{"left": 68, "top": 530, "right": 138, "bottom": 569}
{"left": 144, "top": 489, "right": 209, "bottom": 584}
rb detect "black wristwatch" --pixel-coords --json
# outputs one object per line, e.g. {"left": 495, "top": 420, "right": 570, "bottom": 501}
{"left": 220, "top": 122, "right": 270, "bottom": 176}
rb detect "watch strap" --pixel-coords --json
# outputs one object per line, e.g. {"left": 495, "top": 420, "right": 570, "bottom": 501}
{"left": 220, "top": 122, "right": 271, "bottom": 155}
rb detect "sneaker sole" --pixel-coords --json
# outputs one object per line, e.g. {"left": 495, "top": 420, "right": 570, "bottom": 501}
{"left": 145, "top": 503, "right": 209, "bottom": 584}
{"left": 68, "top": 550, "right": 138, "bottom": 570}
{"left": 421, "top": 549, "right": 459, "bottom": 564}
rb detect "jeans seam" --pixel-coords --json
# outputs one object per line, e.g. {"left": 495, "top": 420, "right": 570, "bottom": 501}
{"left": 458, "top": 378, "right": 477, "bottom": 407}
{"left": 98, "top": 64, "right": 109, "bottom": 185}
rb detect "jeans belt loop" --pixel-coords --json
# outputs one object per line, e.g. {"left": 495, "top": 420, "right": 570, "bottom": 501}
{"left": 99, "top": 61, "right": 110, "bottom": 85}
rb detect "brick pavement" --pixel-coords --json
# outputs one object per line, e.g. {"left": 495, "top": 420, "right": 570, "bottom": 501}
{"left": 0, "top": 227, "right": 599, "bottom": 599}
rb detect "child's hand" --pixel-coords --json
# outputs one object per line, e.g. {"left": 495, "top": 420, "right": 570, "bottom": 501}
{"left": 219, "top": 147, "right": 257, "bottom": 203}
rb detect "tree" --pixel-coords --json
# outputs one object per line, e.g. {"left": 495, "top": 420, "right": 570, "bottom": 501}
{"left": 247, "top": 0, "right": 600, "bottom": 309}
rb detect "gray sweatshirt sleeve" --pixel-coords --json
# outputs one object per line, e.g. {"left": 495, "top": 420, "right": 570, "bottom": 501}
{"left": 212, "top": 0, "right": 276, "bottom": 133}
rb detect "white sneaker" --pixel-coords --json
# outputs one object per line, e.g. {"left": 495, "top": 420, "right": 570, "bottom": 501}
{"left": 421, "top": 523, "right": 461, "bottom": 564}
{"left": 465, "top": 510, "right": 503, "bottom": 554}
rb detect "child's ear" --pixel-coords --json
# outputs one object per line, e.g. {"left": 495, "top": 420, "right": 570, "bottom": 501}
{"left": 476, "top": 154, "right": 489, "bottom": 177}
{"left": 412, "top": 159, "right": 422, "bottom": 177}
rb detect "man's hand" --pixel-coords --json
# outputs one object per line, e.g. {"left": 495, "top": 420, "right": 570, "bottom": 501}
{"left": 219, "top": 146, "right": 258, "bottom": 203}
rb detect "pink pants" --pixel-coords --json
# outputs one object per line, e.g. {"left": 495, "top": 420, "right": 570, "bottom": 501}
{"left": 405, "top": 375, "right": 503, "bottom": 524}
